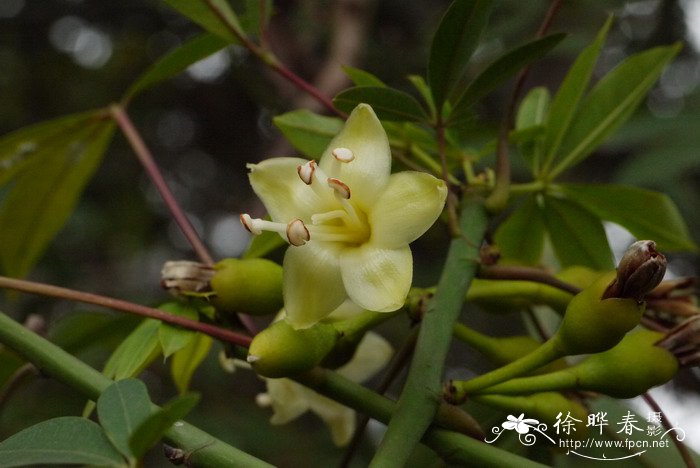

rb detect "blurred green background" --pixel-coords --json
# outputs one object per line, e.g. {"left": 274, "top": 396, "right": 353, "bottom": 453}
{"left": 1, "top": 0, "right": 699, "bottom": 466}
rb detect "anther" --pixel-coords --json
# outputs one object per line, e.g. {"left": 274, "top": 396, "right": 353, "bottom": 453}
{"left": 297, "top": 160, "right": 316, "bottom": 185}
{"left": 286, "top": 219, "right": 310, "bottom": 246}
{"left": 240, "top": 213, "right": 261, "bottom": 235}
{"left": 332, "top": 147, "right": 355, "bottom": 163}
{"left": 328, "top": 178, "right": 351, "bottom": 199}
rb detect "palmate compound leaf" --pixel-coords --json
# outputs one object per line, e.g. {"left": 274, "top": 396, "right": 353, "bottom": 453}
{"left": 515, "top": 87, "right": 550, "bottom": 174}
{"left": 559, "top": 184, "right": 697, "bottom": 252}
{"left": 161, "top": 0, "right": 243, "bottom": 43}
{"left": 427, "top": 0, "right": 494, "bottom": 109}
{"left": 0, "top": 112, "right": 115, "bottom": 278}
{"left": 449, "top": 33, "right": 566, "bottom": 122}
{"left": 103, "top": 319, "right": 161, "bottom": 381}
{"left": 123, "top": 33, "right": 231, "bottom": 102}
{"left": 541, "top": 195, "right": 614, "bottom": 270}
{"left": 493, "top": 195, "right": 545, "bottom": 266}
{"left": 333, "top": 86, "right": 429, "bottom": 122}
{"left": 547, "top": 42, "right": 682, "bottom": 179}
{"left": 0, "top": 416, "right": 125, "bottom": 467}
{"left": 97, "top": 379, "right": 153, "bottom": 460}
{"left": 272, "top": 109, "right": 343, "bottom": 159}
{"left": 129, "top": 393, "right": 201, "bottom": 459}
{"left": 171, "top": 333, "right": 213, "bottom": 394}
{"left": 539, "top": 17, "right": 613, "bottom": 175}
{"left": 158, "top": 302, "right": 199, "bottom": 359}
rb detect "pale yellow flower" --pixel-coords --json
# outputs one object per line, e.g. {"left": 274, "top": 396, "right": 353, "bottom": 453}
{"left": 255, "top": 331, "right": 393, "bottom": 446}
{"left": 241, "top": 104, "right": 447, "bottom": 328}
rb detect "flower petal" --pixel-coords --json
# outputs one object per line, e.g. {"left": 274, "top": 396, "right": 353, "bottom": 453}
{"left": 263, "top": 379, "right": 310, "bottom": 424}
{"left": 338, "top": 332, "right": 393, "bottom": 382}
{"left": 283, "top": 242, "right": 347, "bottom": 329}
{"left": 340, "top": 245, "right": 412, "bottom": 312}
{"left": 319, "top": 104, "right": 391, "bottom": 210}
{"left": 369, "top": 171, "right": 447, "bottom": 249}
{"left": 307, "top": 394, "right": 356, "bottom": 446}
{"left": 248, "top": 157, "right": 333, "bottom": 223}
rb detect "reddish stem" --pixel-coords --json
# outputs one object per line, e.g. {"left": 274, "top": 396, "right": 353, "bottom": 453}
{"left": 0, "top": 275, "right": 252, "bottom": 347}
{"left": 109, "top": 104, "right": 214, "bottom": 266}
{"left": 642, "top": 392, "right": 696, "bottom": 468}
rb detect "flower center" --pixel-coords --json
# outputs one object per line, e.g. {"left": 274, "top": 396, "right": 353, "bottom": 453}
{"left": 241, "top": 148, "right": 371, "bottom": 247}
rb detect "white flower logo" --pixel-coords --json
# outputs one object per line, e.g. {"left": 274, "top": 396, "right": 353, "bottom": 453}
{"left": 502, "top": 413, "right": 540, "bottom": 434}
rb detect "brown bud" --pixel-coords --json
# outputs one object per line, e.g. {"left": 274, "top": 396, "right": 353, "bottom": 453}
{"left": 656, "top": 315, "right": 700, "bottom": 367}
{"left": 160, "top": 261, "right": 215, "bottom": 296}
{"left": 604, "top": 240, "right": 667, "bottom": 302}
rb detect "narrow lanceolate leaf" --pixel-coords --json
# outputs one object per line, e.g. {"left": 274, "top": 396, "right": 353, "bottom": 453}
{"left": 273, "top": 110, "right": 343, "bottom": 158}
{"left": 428, "top": 0, "right": 494, "bottom": 109}
{"left": 97, "top": 379, "right": 153, "bottom": 459}
{"left": 0, "top": 417, "right": 124, "bottom": 467}
{"left": 342, "top": 66, "right": 386, "bottom": 87}
{"left": 560, "top": 184, "right": 698, "bottom": 252}
{"left": 161, "top": 0, "right": 243, "bottom": 43}
{"left": 515, "top": 87, "right": 550, "bottom": 173}
{"left": 171, "top": 333, "right": 213, "bottom": 394}
{"left": 541, "top": 17, "right": 613, "bottom": 174}
{"left": 541, "top": 195, "right": 614, "bottom": 270}
{"left": 124, "top": 33, "right": 230, "bottom": 101}
{"left": 103, "top": 319, "right": 161, "bottom": 380}
{"left": 158, "top": 302, "right": 199, "bottom": 358}
{"left": 549, "top": 43, "right": 682, "bottom": 179}
{"left": 494, "top": 195, "right": 545, "bottom": 265}
{"left": 0, "top": 115, "right": 114, "bottom": 278}
{"left": 129, "top": 393, "right": 201, "bottom": 459}
{"left": 333, "top": 87, "right": 428, "bottom": 122}
{"left": 451, "top": 33, "right": 566, "bottom": 120}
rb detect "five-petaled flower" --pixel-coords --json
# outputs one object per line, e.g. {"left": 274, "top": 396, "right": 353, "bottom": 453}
{"left": 502, "top": 413, "right": 539, "bottom": 434}
{"left": 241, "top": 104, "right": 447, "bottom": 328}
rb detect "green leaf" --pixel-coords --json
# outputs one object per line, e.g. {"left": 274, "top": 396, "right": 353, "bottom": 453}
{"left": 451, "top": 33, "right": 565, "bottom": 120}
{"left": 242, "top": 229, "right": 286, "bottom": 259}
{"left": 0, "top": 116, "right": 115, "bottom": 278}
{"left": 0, "top": 416, "right": 125, "bottom": 467}
{"left": 515, "top": 86, "right": 550, "bottom": 172}
{"left": 427, "top": 0, "right": 494, "bottom": 108}
{"left": 342, "top": 66, "right": 386, "bottom": 87}
{"left": 50, "top": 312, "right": 139, "bottom": 354}
{"left": 541, "top": 195, "right": 614, "bottom": 269}
{"left": 103, "top": 319, "right": 161, "bottom": 380}
{"left": 559, "top": 184, "right": 697, "bottom": 252}
{"left": 406, "top": 76, "right": 436, "bottom": 119}
{"left": 494, "top": 195, "right": 545, "bottom": 265}
{"left": 158, "top": 302, "right": 198, "bottom": 358}
{"left": 124, "top": 33, "right": 230, "bottom": 101}
{"left": 240, "top": 0, "right": 273, "bottom": 38}
{"left": 97, "top": 379, "right": 153, "bottom": 460}
{"left": 272, "top": 109, "right": 343, "bottom": 158}
{"left": 541, "top": 17, "right": 613, "bottom": 174}
{"left": 171, "top": 333, "right": 213, "bottom": 394}
{"left": 161, "top": 0, "right": 243, "bottom": 43}
{"left": 333, "top": 86, "right": 428, "bottom": 122}
{"left": 129, "top": 393, "right": 201, "bottom": 459}
{"left": 549, "top": 42, "right": 682, "bottom": 179}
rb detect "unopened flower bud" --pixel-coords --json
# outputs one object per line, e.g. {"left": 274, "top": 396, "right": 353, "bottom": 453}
{"left": 210, "top": 258, "right": 284, "bottom": 316}
{"left": 247, "top": 319, "right": 339, "bottom": 378}
{"left": 604, "top": 240, "right": 667, "bottom": 302}
{"left": 160, "top": 261, "right": 215, "bottom": 296}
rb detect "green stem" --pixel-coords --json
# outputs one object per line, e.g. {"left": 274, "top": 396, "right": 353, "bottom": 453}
{"left": 0, "top": 312, "right": 271, "bottom": 468}
{"left": 473, "top": 367, "right": 576, "bottom": 396}
{"left": 448, "top": 335, "right": 566, "bottom": 401}
{"left": 297, "top": 368, "right": 546, "bottom": 468}
{"left": 466, "top": 278, "right": 574, "bottom": 313}
{"left": 370, "top": 197, "right": 488, "bottom": 467}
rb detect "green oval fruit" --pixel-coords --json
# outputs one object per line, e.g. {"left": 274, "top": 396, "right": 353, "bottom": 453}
{"left": 210, "top": 258, "right": 283, "bottom": 316}
{"left": 556, "top": 272, "right": 644, "bottom": 355}
{"left": 576, "top": 330, "right": 678, "bottom": 398}
{"left": 248, "top": 319, "right": 339, "bottom": 378}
